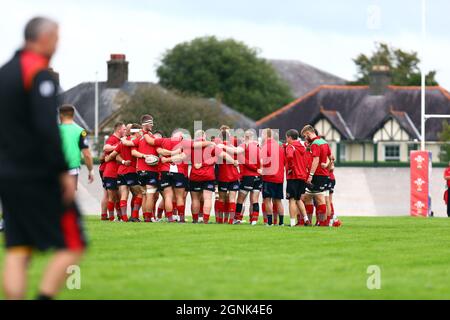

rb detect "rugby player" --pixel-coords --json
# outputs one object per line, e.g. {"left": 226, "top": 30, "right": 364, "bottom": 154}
{"left": 153, "top": 130, "right": 190, "bottom": 223}
{"left": 216, "top": 129, "right": 241, "bottom": 225}
{"left": 260, "top": 129, "right": 285, "bottom": 226}
{"left": 105, "top": 124, "right": 143, "bottom": 222}
{"left": 222, "top": 130, "right": 261, "bottom": 225}
{"left": 301, "top": 125, "right": 333, "bottom": 227}
{"left": 327, "top": 161, "right": 342, "bottom": 227}
{"left": 0, "top": 17, "right": 86, "bottom": 300}
{"left": 285, "top": 129, "right": 311, "bottom": 227}
{"left": 122, "top": 115, "right": 159, "bottom": 223}
{"left": 102, "top": 122, "right": 126, "bottom": 221}
{"left": 189, "top": 130, "right": 236, "bottom": 224}
{"left": 58, "top": 104, "right": 94, "bottom": 187}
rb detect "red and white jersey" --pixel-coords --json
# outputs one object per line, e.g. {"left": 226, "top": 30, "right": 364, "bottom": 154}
{"left": 260, "top": 138, "right": 285, "bottom": 184}
{"left": 132, "top": 131, "right": 159, "bottom": 172}
{"left": 154, "top": 137, "right": 190, "bottom": 177}
{"left": 238, "top": 141, "right": 260, "bottom": 177}
{"left": 103, "top": 134, "right": 121, "bottom": 178}
{"left": 285, "top": 140, "right": 308, "bottom": 181}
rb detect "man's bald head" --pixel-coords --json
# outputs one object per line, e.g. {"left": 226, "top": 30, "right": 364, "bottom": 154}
{"left": 24, "top": 17, "right": 59, "bottom": 58}
{"left": 24, "top": 17, "right": 58, "bottom": 41}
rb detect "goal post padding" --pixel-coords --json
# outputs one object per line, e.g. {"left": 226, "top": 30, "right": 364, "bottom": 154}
{"left": 410, "top": 151, "right": 432, "bottom": 217}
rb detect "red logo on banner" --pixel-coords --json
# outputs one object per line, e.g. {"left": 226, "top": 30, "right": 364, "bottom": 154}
{"left": 410, "top": 151, "right": 431, "bottom": 217}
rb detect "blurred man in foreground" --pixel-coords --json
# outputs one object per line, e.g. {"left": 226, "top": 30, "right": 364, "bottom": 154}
{"left": 0, "top": 17, "right": 86, "bottom": 300}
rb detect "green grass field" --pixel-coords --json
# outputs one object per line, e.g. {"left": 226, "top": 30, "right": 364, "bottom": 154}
{"left": 1, "top": 216, "right": 450, "bottom": 300}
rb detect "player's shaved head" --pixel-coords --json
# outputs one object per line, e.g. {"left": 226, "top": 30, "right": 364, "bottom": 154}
{"left": 24, "top": 17, "right": 58, "bottom": 42}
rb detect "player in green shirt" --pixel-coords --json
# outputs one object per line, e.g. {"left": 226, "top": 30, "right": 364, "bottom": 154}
{"left": 58, "top": 104, "right": 94, "bottom": 187}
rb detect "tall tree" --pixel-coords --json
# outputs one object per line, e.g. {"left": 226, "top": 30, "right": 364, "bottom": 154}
{"left": 352, "top": 43, "right": 438, "bottom": 86}
{"left": 119, "top": 86, "right": 235, "bottom": 136}
{"left": 157, "top": 36, "right": 293, "bottom": 120}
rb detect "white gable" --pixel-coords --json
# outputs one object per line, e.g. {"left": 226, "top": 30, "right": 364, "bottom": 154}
{"left": 373, "top": 118, "right": 410, "bottom": 142}
{"left": 314, "top": 118, "right": 341, "bottom": 142}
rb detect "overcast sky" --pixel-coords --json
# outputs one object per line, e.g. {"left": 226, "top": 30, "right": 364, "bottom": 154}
{"left": 1, "top": 0, "right": 449, "bottom": 91}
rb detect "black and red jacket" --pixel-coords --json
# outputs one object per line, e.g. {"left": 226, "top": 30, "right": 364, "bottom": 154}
{"left": 0, "top": 50, "right": 67, "bottom": 180}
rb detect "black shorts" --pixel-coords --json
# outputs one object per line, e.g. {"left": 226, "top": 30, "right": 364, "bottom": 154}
{"left": 0, "top": 178, "right": 87, "bottom": 252}
{"left": 117, "top": 173, "right": 138, "bottom": 187}
{"left": 262, "top": 181, "right": 284, "bottom": 200}
{"left": 189, "top": 180, "right": 216, "bottom": 193}
{"left": 240, "top": 176, "right": 263, "bottom": 192}
{"left": 99, "top": 170, "right": 105, "bottom": 189}
{"left": 328, "top": 179, "right": 336, "bottom": 194}
{"left": 306, "top": 175, "right": 329, "bottom": 194}
{"left": 218, "top": 181, "right": 240, "bottom": 192}
{"left": 103, "top": 177, "right": 118, "bottom": 190}
{"left": 160, "top": 172, "right": 188, "bottom": 189}
{"left": 286, "top": 179, "right": 307, "bottom": 200}
{"left": 138, "top": 171, "right": 159, "bottom": 187}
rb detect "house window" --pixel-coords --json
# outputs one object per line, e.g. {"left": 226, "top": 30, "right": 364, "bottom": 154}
{"left": 339, "top": 144, "right": 347, "bottom": 162}
{"left": 385, "top": 145, "right": 400, "bottom": 162}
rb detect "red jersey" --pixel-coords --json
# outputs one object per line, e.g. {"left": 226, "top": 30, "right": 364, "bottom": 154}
{"left": 261, "top": 138, "right": 285, "bottom": 184}
{"left": 310, "top": 137, "right": 331, "bottom": 177}
{"left": 115, "top": 136, "right": 138, "bottom": 175}
{"left": 103, "top": 134, "right": 121, "bottom": 178}
{"left": 133, "top": 132, "right": 159, "bottom": 172}
{"left": 285, "top": 140, "right": 308, "bottom": 181}
{"left": 153, "top": 137, "right": 189, "bottom": 177}
{"left": 238, "top": 141, "right": 260, "bottom": 177}
{"left": 100, "top": 134, "right": 120, "bottom": 172}
{"left": 445, "top": 167, "right": 450, "bottom": 188}
{"left": 189, "top": 140, "right": 218, "bottom": 182}
{"left": 329, "top": 170, "right": 335, "bottom": 181}
{"left": 217, "top": 141, "right": 240, "bottom": 182}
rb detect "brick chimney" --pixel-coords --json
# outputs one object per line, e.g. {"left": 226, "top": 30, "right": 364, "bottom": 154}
{"left": 107, "top": 54, "right": 128, "bottom": 88}
{"left": 369, "top": 65, "right": 391, "bottom": 95}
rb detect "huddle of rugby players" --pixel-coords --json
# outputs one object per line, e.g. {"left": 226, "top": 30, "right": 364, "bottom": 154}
{"left": 98, "top": 114, "right": 341, "bottom": 228}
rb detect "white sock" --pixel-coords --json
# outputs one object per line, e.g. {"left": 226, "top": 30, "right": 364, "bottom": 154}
{"left": 304, "top": 216, "right": 309, "bottom": 222}
{"left": 290, "top": 219, "right": 296, "bottom": 227}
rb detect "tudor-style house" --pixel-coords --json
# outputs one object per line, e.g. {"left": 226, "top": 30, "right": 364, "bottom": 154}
{"left": 257, "top": 66, "right": 450, "bottom": 163}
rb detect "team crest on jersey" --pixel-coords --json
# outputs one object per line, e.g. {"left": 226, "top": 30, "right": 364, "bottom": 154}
{"left": 39, "top": 80, "right": 55, "bottom": 97}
